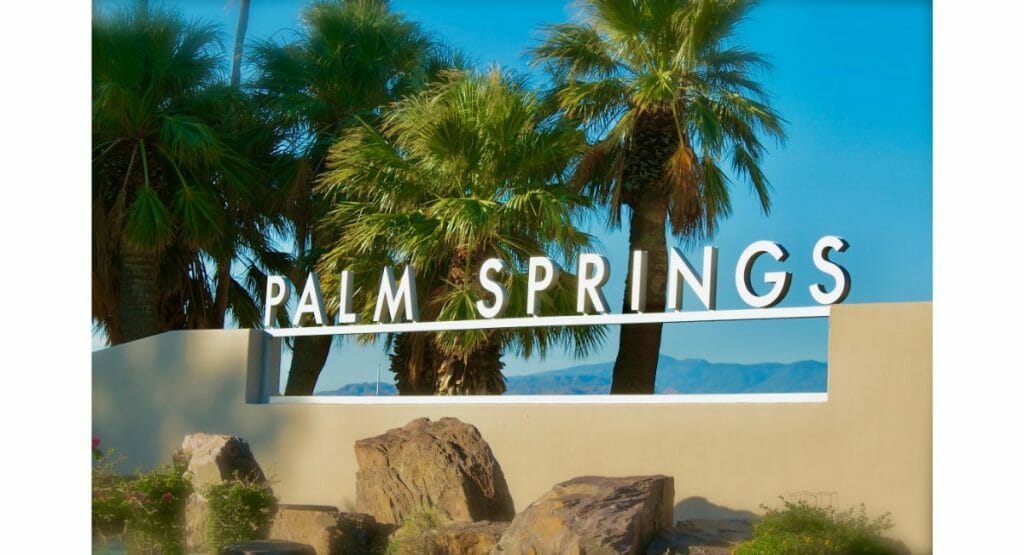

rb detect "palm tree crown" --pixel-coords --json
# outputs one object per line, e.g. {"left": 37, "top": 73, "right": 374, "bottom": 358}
{"left": 535, "top": 0, "right": 785, "bottom": 236}
{"left": 316, "top": 69, "right": 604, "bottom": 394}
{"left": 93, "top": 4, "right": 283, "bottom": 343}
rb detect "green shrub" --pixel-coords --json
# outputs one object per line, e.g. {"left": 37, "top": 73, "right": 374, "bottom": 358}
{"left": 123, "top": 460, "right": 192, "bottom": 555}
{"left": 385, "top": 505, "right": 450, "bottom": 555}
{"left": 733, "top": 497, "right": 902, "bottom": 555}
{"left": 205, "top": 476, "right": 278, "bottom": 552}
{"left": 92, "top": 447, "right": 131, "bottom": 543}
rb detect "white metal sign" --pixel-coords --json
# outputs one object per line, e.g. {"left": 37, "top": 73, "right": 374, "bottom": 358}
{"left": 263, "top": 235, "right": 850, "bottom": 338}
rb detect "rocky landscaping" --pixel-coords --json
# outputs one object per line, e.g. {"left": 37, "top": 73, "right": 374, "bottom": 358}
{"left": 95, "top": 418, "right": 773, "bottom": 553}
{"left": 168, "top": 417, "right": 757, "bottom": 554}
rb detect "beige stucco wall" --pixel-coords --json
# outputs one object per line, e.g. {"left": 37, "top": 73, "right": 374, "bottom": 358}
{"left": 93, "top": 301, "right": 932, "bottom": 552}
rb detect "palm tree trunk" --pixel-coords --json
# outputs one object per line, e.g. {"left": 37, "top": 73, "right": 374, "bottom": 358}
{"left": 211, "top": 257, "right": 231, "bottom": 328}
{"left": 390, "top": 332, "right": 439, "bottom": 394}
{"left": 230, "top": 0, "right": 250, "bottom": 88}
{"left": 610, "top": 107, "right": 677, "bottom": 394}
{"left": 437, "top": 339, "right": 506, "bottom": 395}
{"left": 118, "top": 241, "right": 160, "bottom": 343}
{"left": 610, "top": 191, "right": 669, "bottom": 393}
{"left": 284, "top": 334, "right": 332, "bottom": 395}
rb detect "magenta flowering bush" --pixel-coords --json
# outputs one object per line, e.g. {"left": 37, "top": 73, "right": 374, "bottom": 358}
{"left": 92, "top": 445, "right": 131, "bottom": 543}
{"left": 92, "top": 437, "right": 194, "bottom": 554}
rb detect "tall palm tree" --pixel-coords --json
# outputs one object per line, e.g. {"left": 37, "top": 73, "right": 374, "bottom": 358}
{"left": 250, "top": 0, "right": 454, "bottom": 394}
{"left": 532, "top": 0, "right": 786, "bottom": 393}
{"left": 93, "top": 3, "right": 286, "bottom": 344}
{"left": 93, "top": 4, "right": 228, "bottom": 343}
{"left": 316, "top": 69, "right": 604, "bottom": 395}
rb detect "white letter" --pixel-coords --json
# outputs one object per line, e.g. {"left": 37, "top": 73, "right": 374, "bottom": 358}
{"left": 264, "top": 275, "right": 290, "bottom": 327}
{"left": 576, "top": 253, "right": 611, "bottom": 314}
{"left": 374, "top": 266, "right": 419, "bottom": 322}
{"left": 526, "top": 257, "right": 560, "bottom": 316}
{"left": 629, "top": 250, "right": 648, "bottom": 312}
{"left": 735, "top": 241, "right": 791, "bottom": 308}
{"left": 337, "top": 270, "right": 358, "bottom": 324}
{"left": 666, "top": 246, "right": 718, "bottom": 311}
{"left": 293, "top": 272, "right": 326, "bottom": 326}
{"left": 809, "top": 235, "right": 851, "bottom": 305}
{"left": 476, "top": 258, "right": 509, "bottom": 319}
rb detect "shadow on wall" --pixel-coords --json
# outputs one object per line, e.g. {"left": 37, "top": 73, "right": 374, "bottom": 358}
{"left": 92, "top": 330, "right": 285, "bottom": 474}
{"left": 674, "top": 496, "right": 759, "bottom": 523}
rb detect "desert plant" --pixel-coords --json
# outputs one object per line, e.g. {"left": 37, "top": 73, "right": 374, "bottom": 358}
{"left": 250, "top": 0, "right": 456, "bottom": 394}
{"left": 123, "top": 461, "right": 192, "bottom": 555}
{"left": 733, "top": 497, "right": 902, "bottom": 555}
{"left": 317, "top": 68, "right": 603, "bottom": 395}
{"left": 205, "top": 477, "right": 279, "bottom": 552}
{"left": 532, "top": 0, "right": 786, "bottom": 393}
{"left": 92, "top": 445, "right": 131, "bottom": 545}
{"left": 93, "top": 3, "right": 288, "bottom": 344}
{"left": 384, "top": 505, "right": 450, "bottom": 555}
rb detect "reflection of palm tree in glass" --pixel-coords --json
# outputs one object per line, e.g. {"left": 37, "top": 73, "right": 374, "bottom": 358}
{"left": 250, "top": 0, "right": 449, "bottom": 394}
{"left": 316, "top": 70, "right": 605, "bottom": 395}
{"left": 533, "top": 0, "right": 787, "bottom": 393}
{"left": 93, "top": 5, "right": 284, "bottom": 344}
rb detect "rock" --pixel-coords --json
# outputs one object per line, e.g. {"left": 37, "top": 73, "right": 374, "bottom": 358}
{"left": 644, "top": 519, "right": 754, "bottom": 554}
{"left": 181, "top": 433, "right": 267, "bottom": 489}
{"left": 269, "top": 505, "right": 339, "bottom": 555}
{"left": 494, "top": 475, "right": 674, "bottom": 555}
{"left": 354, "top": 417, "right": 515, "bottom": 525}
{"left": 184, "top": 494, "right": 211, "bottom": 551}
{"left": 179, "top": 433, "right": 268, "bottom": 552}
{"left": 268, "top": 505, "right": 393, "bottom": 555}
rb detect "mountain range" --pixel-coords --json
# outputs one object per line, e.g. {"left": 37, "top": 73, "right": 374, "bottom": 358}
{"left": 315, "top": 356, "right": 827, "bottom": 396}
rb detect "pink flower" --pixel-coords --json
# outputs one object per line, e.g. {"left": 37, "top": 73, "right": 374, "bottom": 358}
{"left": 92, "top": 436, "right": 101, "bottom": 449}
{"left": 162, "top": 492, "right": 173, "bottom": 502}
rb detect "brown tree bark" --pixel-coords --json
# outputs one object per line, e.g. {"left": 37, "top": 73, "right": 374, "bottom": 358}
{"left": 610, "top": 107, "right": 678, "bottom": 394}
{"left": 284, "top": 334, "right": 332, "bottom": 395}
{"left": 118, "top": 241, "right": 160, "bottom": 343}
{"left": 211, "top": 257, "right": 231, "bottom": 328}
{"left": 609, "top": 191, "right": 669, "bottom": 393}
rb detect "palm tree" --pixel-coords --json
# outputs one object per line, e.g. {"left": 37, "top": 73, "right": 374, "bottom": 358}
{"left": 532, "top": 0, "right": 786, "bottom": 393}
{"left": 93, "top": 3, "right": 287, "bottom": 344}
{"left": 250, "top": 0, "right": 453, "bottom": 394}
{"left": 316, "top": 69, "right": 604, "bottom": 395}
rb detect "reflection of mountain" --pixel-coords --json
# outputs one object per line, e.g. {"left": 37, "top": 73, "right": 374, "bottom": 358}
{"left": 316, "top": 356, "right": 827, "bottom": 396}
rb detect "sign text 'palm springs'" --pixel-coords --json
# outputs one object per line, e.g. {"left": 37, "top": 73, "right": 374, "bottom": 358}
{"left": 263, "top": 236, "right": 850, "bottom": 336}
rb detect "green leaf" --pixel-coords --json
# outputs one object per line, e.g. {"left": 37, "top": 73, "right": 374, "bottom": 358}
{"left": 124, "top": 186, "right": 173, "bottom": 249}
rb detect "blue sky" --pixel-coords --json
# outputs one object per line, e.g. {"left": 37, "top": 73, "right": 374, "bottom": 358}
{"left": 93, "top": 1, "right": 932, "bottom": 392}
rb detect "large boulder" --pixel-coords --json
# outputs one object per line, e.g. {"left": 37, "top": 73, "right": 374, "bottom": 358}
{"left": 178, "top": 433, "right": 268, "bottom": 551}
{"left": 494, "top": 475, "right": 674, "bottom": 555}
{"left": 355, "top": 417, "right": 515, "bottom": 525}
{"left": 269, "top": 505, "right": 339, "bottom": 555}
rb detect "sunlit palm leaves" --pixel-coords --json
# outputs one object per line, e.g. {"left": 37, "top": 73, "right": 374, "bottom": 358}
{"left": 532, "top": 0, "right": 786, "bottom": 393}
{"left": 316, "top": 69, "right": 605, "bottom": 394}
{"left": 533, "top": 0, "right": 786, "bottom": 238}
